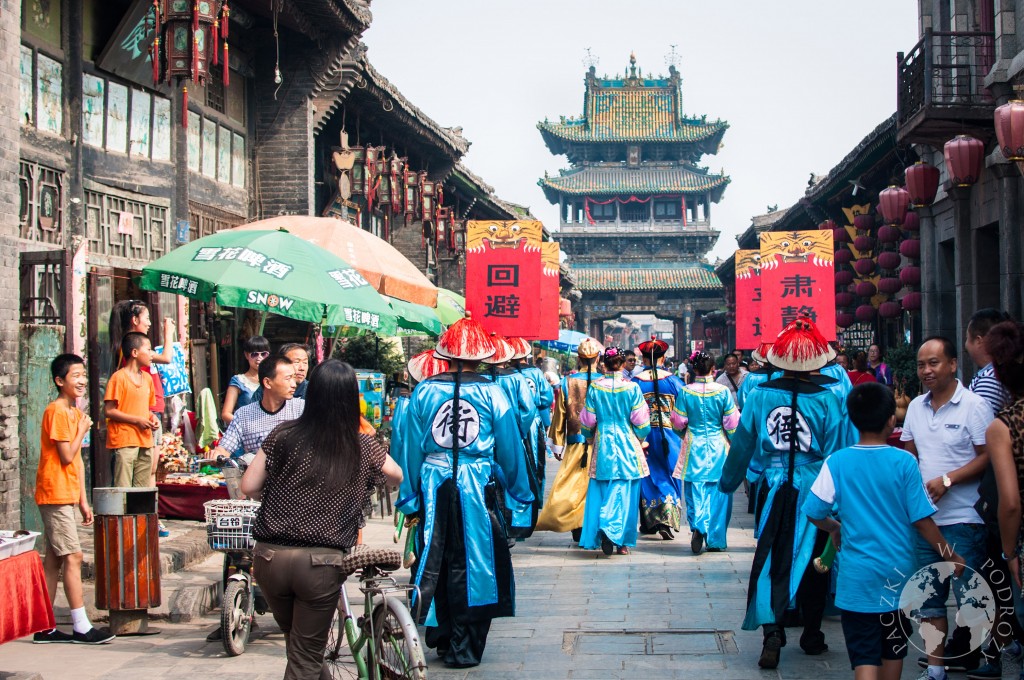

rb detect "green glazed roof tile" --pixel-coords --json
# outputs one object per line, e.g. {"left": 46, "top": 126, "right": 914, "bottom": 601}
{"left": 540, "top": 165, "right": 730, "bottom": 198}
{"left": 571, "top": 263, "right": 723, "bottom": 292}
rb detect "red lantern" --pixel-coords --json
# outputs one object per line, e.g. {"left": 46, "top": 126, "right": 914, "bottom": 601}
{"left": 819, "top": 219, "right": 838, "bottom": 231}
{"left": 832, "top": 227, "right": 851, "bottom": 244}
{"left": 903, "top": 291, "right": 923, "bottom": 311}
{"left": 879, "top": 300, "right": 902, "bottom": 319}
{"left": 835, "top": 270, "right": 854, "bottom": 286}
{"left": 837, "top": 311, "right": 856, "bottom": 329}
{"left": 855, "top": 281, "right": 877, "bottom": 298}
{"left": 853, "top": 258, "right": 876, "bottom": 276}
{"left": 878, "top": 185, "right": 911, "bottom": 226}
{"left": 835, "top": 249, "right": 853, "bottom": 264}
{"left": 944, "top": 135, "right": 985, "bottom": 187}
{"left": 854, "top": 213, "right": 874, "bottom": 232}
{"left": 900, "top": 266, "right": 921, "bottom": 287}
{"left": 878, "top": 277, "right": 902, "bottom": 295}
{"left": 994, "top": 100, "right": 1024, "bottom": 161}
{"left": 905, "top": 161, "right": 940, "bottom": 207}
{"left": 854, "top": 235, "right": 875, "bottom": 252}
{"left": 877, "top": 251, "right": 902, "bottom": 271}
{"left": 877, "top": 226, "right": 901, "bottom": 244}
{"left": 899, "top": 239, "right": 921, "bottom": 260}
{"left": 855, "top": 304, "right": 877, "bottom": 322}
{"left": 902, "top": 211, "right": 920, "bottom": 232}
{"left": 835, "top": 292, "right": 855, "bottom": 307}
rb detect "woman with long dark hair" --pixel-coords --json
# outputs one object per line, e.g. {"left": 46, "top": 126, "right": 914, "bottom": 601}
{"left": 671, "top": 351, "right": 739, "bottom": 554}
{"left": 241, "top": 359, "right": 402, "bottom": 680}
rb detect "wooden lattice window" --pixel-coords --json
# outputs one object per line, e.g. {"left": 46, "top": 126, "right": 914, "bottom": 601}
{"left": 189, "top": 202, "right": 244, "bottom": 242}
{"left": 206, "top": 66, "right": 225, "bottom": 114}
{"left": 84, "top": 189, "right": 169, "bottom": 261}
{"left": 19, "top": 160, "right": 64, "bottom": 245}
{"left": 20, "top": 250, "right": 66, "bottom": 325}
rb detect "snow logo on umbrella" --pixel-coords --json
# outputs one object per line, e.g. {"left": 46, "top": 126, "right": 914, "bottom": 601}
{"left": 246, "top": 290, "right": 295, "bottom": 312}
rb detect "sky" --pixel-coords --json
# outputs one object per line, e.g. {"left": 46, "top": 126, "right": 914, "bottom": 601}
{"left": 363, "top": 1, "right": 920, "bottom": 264}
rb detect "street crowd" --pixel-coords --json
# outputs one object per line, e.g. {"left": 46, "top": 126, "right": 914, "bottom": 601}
{"left": 27, "top": 298, "right": 1024, "bottom": 680}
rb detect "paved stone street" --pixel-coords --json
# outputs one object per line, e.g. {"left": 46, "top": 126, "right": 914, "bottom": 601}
{"left": 1, "top": 479, "right": 928, "bottom": 679}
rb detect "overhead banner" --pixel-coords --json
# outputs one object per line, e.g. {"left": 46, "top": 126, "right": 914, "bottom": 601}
{"left": 734, "top": 250, "right": 762, "bottom": 350}
{"left": 758, "top": 230, "right": 836, "bottom": 341}
{"left": 539, "top": 242, "right": 561, "bottom": 341}
{"left": 466, "top": 240, "right": 543, "bottom": 338}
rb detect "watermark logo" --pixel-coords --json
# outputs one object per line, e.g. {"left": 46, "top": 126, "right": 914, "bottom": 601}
{"left": 895, "top": 560, "right": 996, "bottom": 659}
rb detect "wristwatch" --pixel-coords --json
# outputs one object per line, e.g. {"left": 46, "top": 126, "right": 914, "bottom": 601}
{"left": 942, "top": 473, "right": 952, "bottom": 488}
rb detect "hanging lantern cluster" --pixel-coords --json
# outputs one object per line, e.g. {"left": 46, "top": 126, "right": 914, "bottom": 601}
{"left": 151, "top": 0, "right": 230, "bottom": 128}
{"left": 828, "top": 217, "right": 856, "bottom": 329}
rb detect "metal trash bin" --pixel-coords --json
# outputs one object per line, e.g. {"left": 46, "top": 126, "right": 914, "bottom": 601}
{"left": 93, "top": 487, "right": 162, "bottom": 634}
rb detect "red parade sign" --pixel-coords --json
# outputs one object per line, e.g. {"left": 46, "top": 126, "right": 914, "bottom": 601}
{"left": 538, "top": 242, "right": 561, "bottom": 341}
{"left": 758, "top": 231, "right": 836, "bottom": 341}
{"left": 734, "top": 250, "right": 762, "bottom": 350}
{"left": 466, "top": 241, "right": 543, "bottom": 338}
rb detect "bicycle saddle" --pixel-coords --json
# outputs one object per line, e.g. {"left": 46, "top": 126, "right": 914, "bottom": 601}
{"left": 336, "top": 545, "right": 403, "bottom": 580}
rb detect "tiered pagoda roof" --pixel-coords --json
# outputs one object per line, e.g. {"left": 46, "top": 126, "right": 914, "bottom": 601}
{"left": 540, "top": 164, "right": 729, "bottom": 202}
{"left": 572, "top": 262, "right": 722, "bottom": 292}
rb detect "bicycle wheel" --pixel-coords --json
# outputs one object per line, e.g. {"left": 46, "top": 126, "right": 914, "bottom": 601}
{"left": 221, "top": 579, "right": 253, "bottom": 656}
{"left": 372, "top": 596, "right": 427, "bottom": 680}
{"left": 324, "top": 602, "right": 360, "bottom": 679}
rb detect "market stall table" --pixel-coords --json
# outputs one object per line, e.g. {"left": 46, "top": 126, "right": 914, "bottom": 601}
{"left": 0, "top": 551, "right": 55, "bottom": 645}
{"left": 158, "top": 482, "right": 229, "bottom": 521}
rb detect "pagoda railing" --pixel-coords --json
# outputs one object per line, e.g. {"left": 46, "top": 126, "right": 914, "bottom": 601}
{"left": 897, "top": 28, "right": 995, "bottom": 130}
{"left": 557, "top": 218, "right": 711, "bottom": 234}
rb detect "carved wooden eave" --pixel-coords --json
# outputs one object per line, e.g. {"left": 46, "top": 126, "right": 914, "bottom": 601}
{"left": 286, "top": 0, "right": 371, "bottom": 45}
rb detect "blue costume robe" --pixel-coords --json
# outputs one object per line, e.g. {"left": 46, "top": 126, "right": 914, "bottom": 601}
{"left": 671, "top": 376, "right": 740, "bottom": 549}
{"left": 720, "top": 376, "right": 856, "bottom": 632}
{"left": 396, "top": 371, "right": 533, "bottom": 664}
{"left": 578, "top": 375, "right": 651, "bottom": 550}
{"left": 632, "top": 367, "right": 686, "bottom": 534}
{"left": 484, "top": 367, "right": 541, "bottom": 534}
{"left": 513, "top": 364, "right": 554, "bottom": 502}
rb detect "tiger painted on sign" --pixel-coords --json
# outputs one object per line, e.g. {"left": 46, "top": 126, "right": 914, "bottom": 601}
{"left": 466, "top": 220, "right": 544, "bottom": 252}
{"left": 759, "top": 230, "right": 833, "bottom": 270}
{"left": 541, "top": 242, "right": 560, "bottom": 275}
{"left": 735, "top": 249, "right": 761, "bottom": 279}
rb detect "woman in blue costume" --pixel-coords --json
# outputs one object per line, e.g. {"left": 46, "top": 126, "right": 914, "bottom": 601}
{"left": 578, "top": 346, "right": 651, "bottom": 556}
{"left": 719, "top": 318, "right": 856, "bottom": 670}
{"left": 671, "top": 351, "right": 740, "bottom": 554}
{"left": 509, "top": 337, "right": 554, "bottom": 501}
{"left": 396, "top": 316, "right": 533, "bottom": 668}
{"left": 536, "top": 337, "right": 604, "bottom": 541}
{"left": 632, "top": 336, "right": 686, "bottom": 540}
{"left": 481, "top": 335, "right": 541, "bottom": 539}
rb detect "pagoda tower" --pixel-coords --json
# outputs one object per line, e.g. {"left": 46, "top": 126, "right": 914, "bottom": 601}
{"left": 538, "top": 54, "right": 730, "bottom": 356}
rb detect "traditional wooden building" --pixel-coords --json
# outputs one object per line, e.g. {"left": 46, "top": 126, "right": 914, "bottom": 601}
{"left": 895, "top": 0, "right": 1024, "bottom": 377}
{"left": 538, "top": 55, "right": 730, "bottom": 357}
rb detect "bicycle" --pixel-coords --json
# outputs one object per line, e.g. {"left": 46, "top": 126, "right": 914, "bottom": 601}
{"left": 323, "top": 544, "right": 428, "bottom": 680}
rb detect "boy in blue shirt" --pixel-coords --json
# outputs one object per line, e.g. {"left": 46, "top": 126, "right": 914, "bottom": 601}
{"left": 803, "top": 383, "right": 964, "bottom": 679}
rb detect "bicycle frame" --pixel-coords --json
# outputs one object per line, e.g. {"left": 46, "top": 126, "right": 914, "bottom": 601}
{"left": 338, "top": 572, "right": 422, "bottom": 680}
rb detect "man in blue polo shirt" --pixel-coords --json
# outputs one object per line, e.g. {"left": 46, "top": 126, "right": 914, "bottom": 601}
{"left": 804, "top": 382, "right": 960, "bottom": 678}
{"left": 901, "top": 337, "right": 993, "bottom": 680}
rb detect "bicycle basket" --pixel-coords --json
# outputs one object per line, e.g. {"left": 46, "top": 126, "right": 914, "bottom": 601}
{"left": 203, "top": 499, "right": 260, "bottom": 552}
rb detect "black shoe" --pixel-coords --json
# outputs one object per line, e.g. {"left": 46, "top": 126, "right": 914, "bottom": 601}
{"left": 658, "top": 528, "right": 674, "bottom": 540}
{"left": 33, "top": 629, "right": 73, "bottom": 644}
{"left": 799, "top": 631, "right": 828, "bottom": 655}
{"left": 72, "top": 627, "right": 115, "bottom": 645}
{"left": 759, "top": 634, "right": 783, "bottom": 669}
{"left": 706, "top": 547, "right": 725, "bottom": 552}
{"left": 206, "top": 627, "right": 223, "bottom": 642}
{"left": 600, "top": 531, "right": 614, "bottom": 556}
{"left": 571, "top": 527, "right": 582, "bottom": 543}
{"left": 690, "top": 530, "right": 704, "bottom": 554}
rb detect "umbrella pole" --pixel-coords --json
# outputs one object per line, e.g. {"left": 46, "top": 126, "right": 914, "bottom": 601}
{"left": 257, "top": 310, "right": 268, "bottom": 335}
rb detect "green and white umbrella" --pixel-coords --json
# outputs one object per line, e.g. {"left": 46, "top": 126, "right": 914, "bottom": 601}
{"left": 388, "top": 297, "right": 444, "bottom": 337}
{"left": 435, "top": 288, "right": 466, "bottom": 326}
{"left": 138, "top": 229, "right": 398, "bottom": 334}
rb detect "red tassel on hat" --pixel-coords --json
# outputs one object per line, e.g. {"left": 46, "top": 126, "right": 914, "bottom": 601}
{"left": 436, "top": 313, "right": 496, "bottom": 362}
{"left": 408, "top": 350, "right": 450, "bottom": 383}
{"left": 767, "top": 317, "right": 834, "bottom": 372}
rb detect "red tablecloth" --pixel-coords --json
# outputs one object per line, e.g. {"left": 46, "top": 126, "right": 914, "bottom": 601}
{"left": 158, "top": 483, "right": 229, "bottom": 521}
{"left": 0, "top": 550, "right": 55, "bottom": 644}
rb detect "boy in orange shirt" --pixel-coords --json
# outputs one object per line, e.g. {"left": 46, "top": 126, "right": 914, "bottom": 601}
{"left": 33, "top": 354, "right": 114, "bottom": 644}
{"left": 105, "top": 332, "right": 158, "bottom": 487}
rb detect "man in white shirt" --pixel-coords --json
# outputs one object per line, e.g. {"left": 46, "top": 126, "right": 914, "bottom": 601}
{"left": 715, "top": 353, "right": 747, "bottom": 407}
{"left": 900, "top": 337, "right": 993, "bottom": 680}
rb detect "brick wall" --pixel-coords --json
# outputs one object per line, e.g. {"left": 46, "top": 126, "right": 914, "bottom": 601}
{"left": 253, "top": 40, "right": 317, "bottom": 218}
{"left": 0, "top": 0, "right": 23, "bottom": 527}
